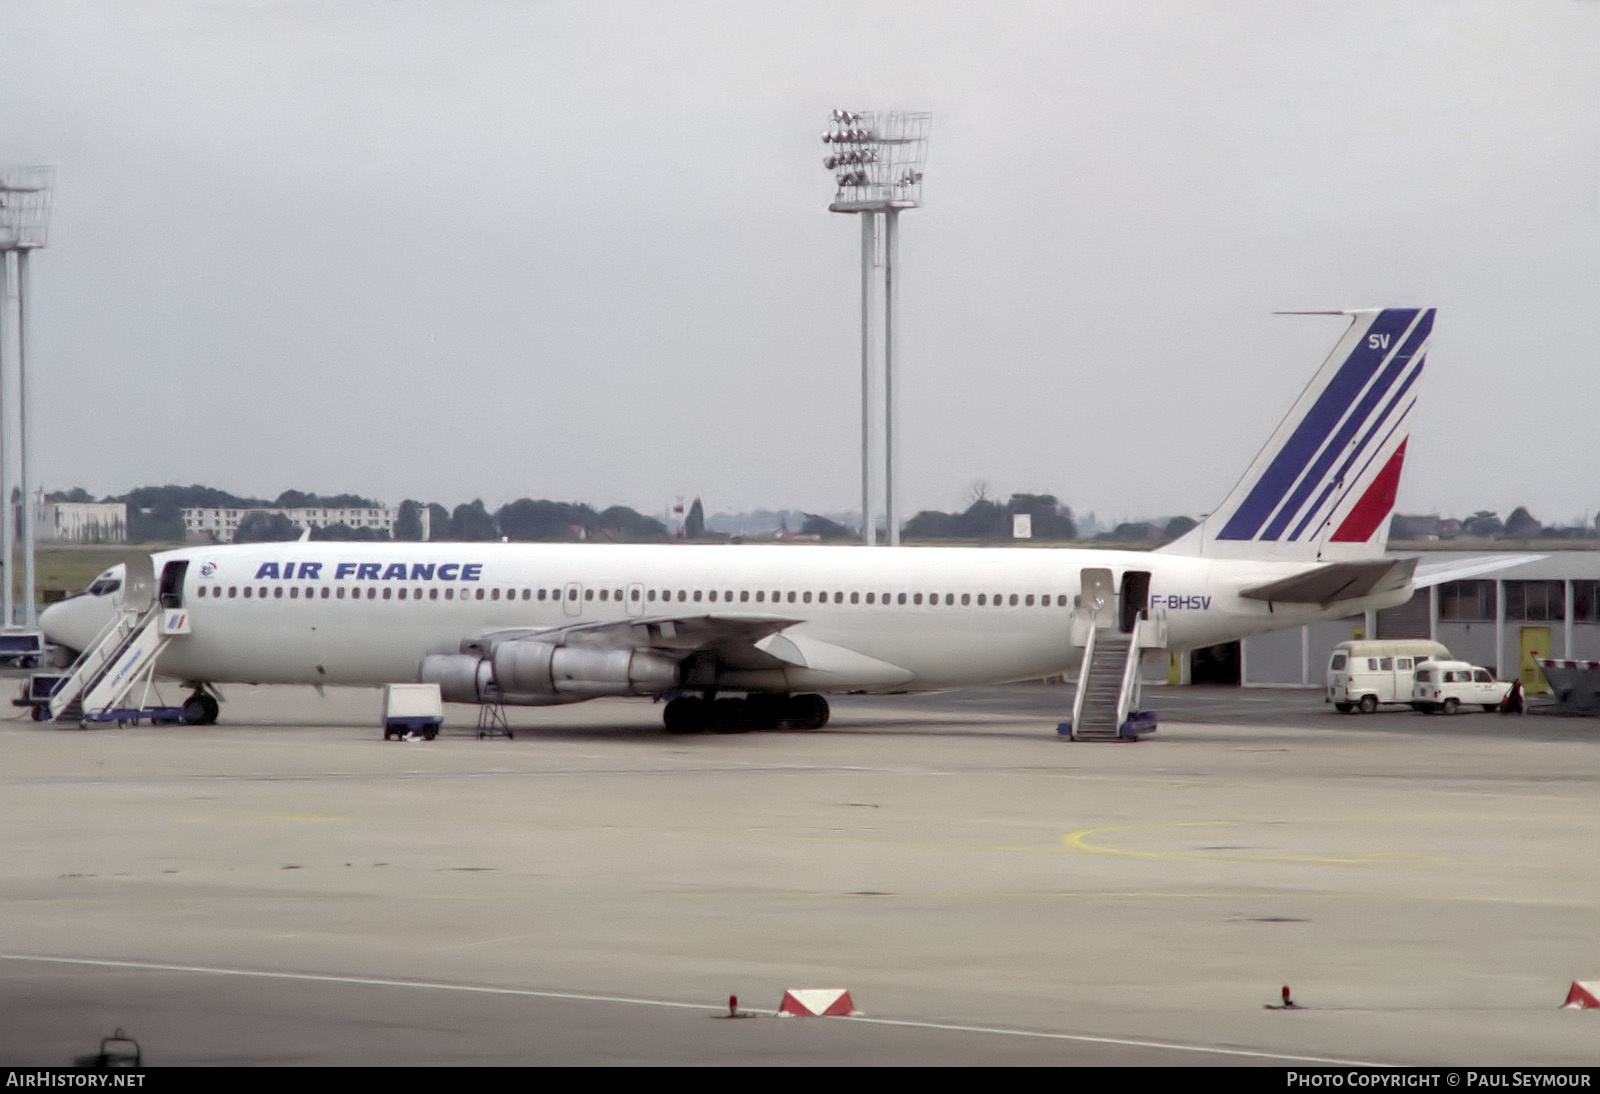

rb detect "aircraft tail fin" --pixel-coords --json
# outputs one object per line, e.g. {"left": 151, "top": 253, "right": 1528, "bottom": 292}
{"left": 1161, "top": 307, "right": 1433, "bottom": 562}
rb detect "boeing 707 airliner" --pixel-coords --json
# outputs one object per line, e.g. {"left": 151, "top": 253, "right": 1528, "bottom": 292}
{"left": 41, "top": 307, "right": 1436, "bottom": 732}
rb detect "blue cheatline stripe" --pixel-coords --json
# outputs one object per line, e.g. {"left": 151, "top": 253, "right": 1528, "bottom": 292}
{"left": 1216, "top": 308, "right": 1421, "bottom": 541}
{"left": 1319, "top": 396, "right": 1417, "bottom": 534}
{"left": 1263, "top": 311, "right": 1432, "bottom": 541}
{"left": 1288, "top": 354, "right": 1426, "bottom": 542}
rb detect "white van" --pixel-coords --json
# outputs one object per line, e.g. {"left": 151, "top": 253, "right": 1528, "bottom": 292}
{"left": 1327, "top": 639, "right": 1451, "bottom": 714}
{"left": 1410, "top": 661, "right": 1512, "bottom": 714}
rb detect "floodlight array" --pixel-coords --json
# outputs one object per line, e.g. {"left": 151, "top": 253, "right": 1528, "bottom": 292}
{"left": 0, "top": 166, "right": 54, "bottom": 250}
{"left": 820, "top": 109, "right": 929, "bottom": 211}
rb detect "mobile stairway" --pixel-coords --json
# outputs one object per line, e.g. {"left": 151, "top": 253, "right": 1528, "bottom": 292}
{"left": 1059, "top": 567, "right": 1167, "bottom": 741}
{"left": 43, "top": 556, "right": 194, "bottom": 726}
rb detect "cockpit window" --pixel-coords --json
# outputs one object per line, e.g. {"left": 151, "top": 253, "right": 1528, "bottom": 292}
{"left": 88, "top": 578, "right": 121, "bottom": 597}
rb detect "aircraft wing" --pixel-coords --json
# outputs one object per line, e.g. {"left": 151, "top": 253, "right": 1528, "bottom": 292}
{"left": 468, "top": 613, "right": 804, "bottom": 670}
{"left": 1239, "top": 557, "right": 1416, "bottom": 606}
{"left": 1410, "top": 553, "right": 1545, "bottom": 588}
{"left": 466, "top": 612, "right": 913, "bottom": 684}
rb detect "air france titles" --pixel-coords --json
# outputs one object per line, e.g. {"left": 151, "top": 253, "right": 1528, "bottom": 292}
{"left": 251, "top": 562, "right": 483, "bottom": 582}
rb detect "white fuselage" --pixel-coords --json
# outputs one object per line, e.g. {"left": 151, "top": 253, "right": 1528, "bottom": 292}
{"left": 44, "top": 541, "right": 1407, "bottom": 694}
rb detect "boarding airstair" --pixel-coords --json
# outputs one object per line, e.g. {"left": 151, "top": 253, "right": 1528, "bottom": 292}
{"left": 47, "top": 556, "right": 191, "bottom": 724}
{"left": 1063, "top": 568, "right": 1167, "bottom": 741}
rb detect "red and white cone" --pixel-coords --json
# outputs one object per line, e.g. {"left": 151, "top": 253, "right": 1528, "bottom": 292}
{"left": 1562, "top": 982, "right": 1600, "bottom": 1009}
{"left": 777, "top": 988, "right": 859, "bottom": 1017}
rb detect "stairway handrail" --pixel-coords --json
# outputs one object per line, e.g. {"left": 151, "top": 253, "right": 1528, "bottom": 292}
{"left": 1070, "top": 623, "right": 1098, "bottom": 732}
{"left": 1116, "top": 615, "right": 1146, "bottom": 729}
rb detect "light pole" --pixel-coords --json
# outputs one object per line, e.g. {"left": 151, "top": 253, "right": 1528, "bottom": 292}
{"left": 822, "top": 110, "right": 929, "bottom": 546}
{"left": 0, "top": 166, "right": 54, "bottom": 628}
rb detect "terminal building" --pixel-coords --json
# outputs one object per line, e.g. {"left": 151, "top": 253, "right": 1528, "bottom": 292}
{"left": 1213, "top": 550, "right": 1600, "bottom": 693}
{"left": 183, "top": 505, "right": 397, "bottom": 543}
{"left": 36, "top": 500, "right": 127, "bottom": 544}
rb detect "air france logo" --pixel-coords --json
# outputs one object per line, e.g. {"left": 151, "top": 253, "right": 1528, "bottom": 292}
{"left": 199, "top": 562, "right": 217, "bottom": 577}
{"left": 251, "top": 561, "right": 484, "bottom": 582}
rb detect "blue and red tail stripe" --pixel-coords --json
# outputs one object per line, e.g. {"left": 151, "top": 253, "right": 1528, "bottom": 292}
{"left": 1217, "top": 307, "right": 1432, "bottom": 543}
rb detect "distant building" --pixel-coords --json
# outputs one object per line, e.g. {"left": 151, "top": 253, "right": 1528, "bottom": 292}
{"left": 183, "top": 505, "right": 396, "bottom": 544}
{"left": 37, "top": 500, "right": 127, "bottom": 544}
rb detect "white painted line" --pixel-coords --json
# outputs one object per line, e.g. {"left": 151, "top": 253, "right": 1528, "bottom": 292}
{"left": 0, "top": 954, "right": 1388, "bottom": 1066}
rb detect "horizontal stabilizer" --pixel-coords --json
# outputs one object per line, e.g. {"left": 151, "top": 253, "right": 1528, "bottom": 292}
{"left": 1240, "top": 557, "right": 1415, "bottom": 605}
{"left": 1412, "top": 554, "right": 1544, "bottom": 588}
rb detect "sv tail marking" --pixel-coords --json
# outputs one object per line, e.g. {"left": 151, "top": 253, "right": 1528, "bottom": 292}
{"left": 1162, "top": 307, "right": 1434, "bottom": 563}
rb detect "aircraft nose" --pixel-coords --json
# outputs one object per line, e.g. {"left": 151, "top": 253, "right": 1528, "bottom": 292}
{"left": 39, "top": 600, "right": 65, "bottom": 643}
{"left": 39, "top": 595, "right": 109, "bottom": 657}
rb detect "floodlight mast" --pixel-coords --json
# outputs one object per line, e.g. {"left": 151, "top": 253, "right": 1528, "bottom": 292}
{"left": 823, "top": 110, "right": 929, "bottom": 547}
{"left": 0, "top": 166, "right": 55, "bottom": 628}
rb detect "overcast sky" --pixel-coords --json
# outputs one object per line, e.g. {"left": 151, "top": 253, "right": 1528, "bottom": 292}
{"left": 3, "top": 1, "right": 1597, "bottom": 527}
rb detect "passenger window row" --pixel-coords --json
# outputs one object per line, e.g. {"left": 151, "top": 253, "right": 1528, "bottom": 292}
{"left": 191, "top": 584, "right": 1073, "bottom": 608}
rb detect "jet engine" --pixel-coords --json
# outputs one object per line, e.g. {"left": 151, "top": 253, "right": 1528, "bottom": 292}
{"left": 419, "top": 641, "right": 680, "bottom": 705}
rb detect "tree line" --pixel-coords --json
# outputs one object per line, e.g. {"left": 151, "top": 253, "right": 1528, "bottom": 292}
{"left": 69, "top": 482, "right": 1581, "bottom": 548}
{"left": 46, "top": 485, "right": 675, "bottom": 544}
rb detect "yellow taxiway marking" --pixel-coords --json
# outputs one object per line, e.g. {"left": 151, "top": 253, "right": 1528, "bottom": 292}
{"left": 1062, "top": 821, "right": 1439, "bottom": 865}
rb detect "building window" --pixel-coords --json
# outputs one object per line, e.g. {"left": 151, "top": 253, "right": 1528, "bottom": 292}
{"left": 1504, "top": 580, "right": 1565, "bottom": 621}
{"left": 1575, "top": 581, "right": 1598, "bottom": 623}
{"left": 1438, "top": 580, "right": 1496, "bottom": 621}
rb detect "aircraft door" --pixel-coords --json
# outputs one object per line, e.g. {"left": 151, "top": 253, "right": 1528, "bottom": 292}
{"left": 1079, "top": 568, "right": 1115, "bottom": 627}
{"left": 122, "top": 555, "right": 156, "bottom": 613}
{"left": 158, "top": 560, "right": 189, "bottom": 609}
{"left": 563, "top": 582, "right": 583, "bottom": 618}
{"left": 625, "top": 583, "right": 645, "bottom": 618}
{"left": 1120, "top": 570, "right": 1151, "bottom": 634}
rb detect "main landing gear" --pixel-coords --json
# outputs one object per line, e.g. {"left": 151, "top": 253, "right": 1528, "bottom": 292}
{"left": 662, "top": 693, "right": 830, "bottom": 734}
{"left": 181, "top": 688, "right": 220, "bottom": 726}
